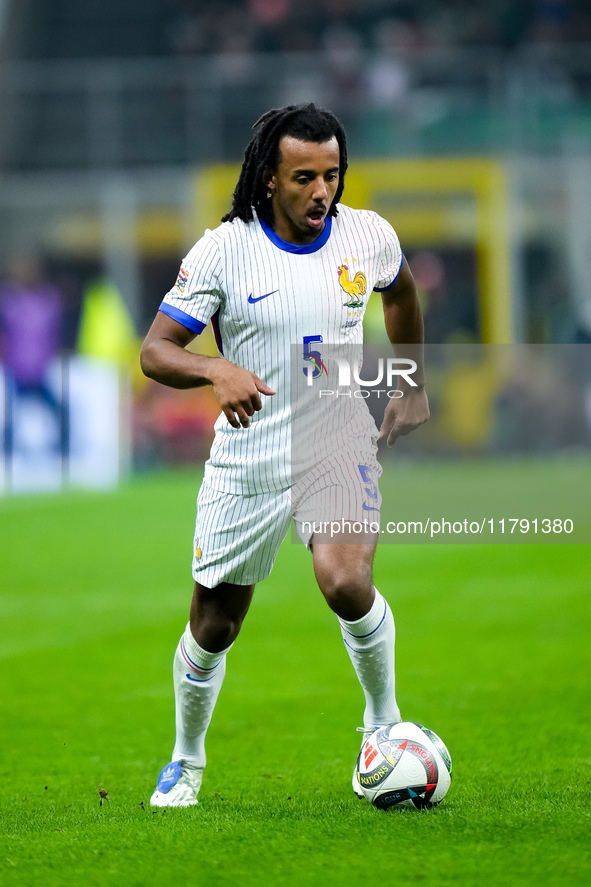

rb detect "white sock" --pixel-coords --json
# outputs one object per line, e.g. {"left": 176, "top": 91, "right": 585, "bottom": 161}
{"left": 339, "top": 589, "right": 401, "bottom": 729}
{"left": 171, "top": 623, "right": 231, "bottom": 770}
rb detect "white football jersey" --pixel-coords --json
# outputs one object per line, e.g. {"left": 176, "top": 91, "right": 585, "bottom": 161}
{"left": 160, "top": 204, "right": 403, "bottom": 494}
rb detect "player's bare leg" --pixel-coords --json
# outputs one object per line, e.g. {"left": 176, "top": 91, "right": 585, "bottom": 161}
{"left": 312, "top": 532, "right": 376, "bottom": 621}
{"left": 190, "top": 580, "right": 255, "bottom": 651}
{"left": 312, "top": 532, "right": 401, "bottom": 796}
{"left": 150, "top": 581, "right": 254, "bottom": 807}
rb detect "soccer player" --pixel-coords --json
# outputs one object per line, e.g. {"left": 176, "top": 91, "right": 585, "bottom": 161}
{"left": 140, "top": 103, "right": 429, "bottom": 807}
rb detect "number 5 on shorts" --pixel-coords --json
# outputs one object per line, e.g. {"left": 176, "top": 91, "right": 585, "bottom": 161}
{"left": 358, "top": 464, "right": 379, "bottom": 512}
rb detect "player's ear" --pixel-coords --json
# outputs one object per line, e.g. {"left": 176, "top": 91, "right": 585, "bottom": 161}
{"left": 262, "top": 167, "right": 275, "bottom": 191}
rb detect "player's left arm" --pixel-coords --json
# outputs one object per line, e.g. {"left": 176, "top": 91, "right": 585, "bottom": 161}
{"left": 379, "top": 257, "right": 430, "bottom": 447}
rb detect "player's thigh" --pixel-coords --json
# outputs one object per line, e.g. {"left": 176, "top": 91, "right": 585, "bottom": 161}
{"left": 292, "top": 449, "right": 382, "bottom": 548}
{"left": 291, "top": 451, "right": 380, "bottom": 617}
{"left": 192, "top": 482, "right": 292, "bottom": 587}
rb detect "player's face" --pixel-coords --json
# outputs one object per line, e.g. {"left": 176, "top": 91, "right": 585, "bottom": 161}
{"left": 264, "top": 135, "right": 340, "bottom": 245}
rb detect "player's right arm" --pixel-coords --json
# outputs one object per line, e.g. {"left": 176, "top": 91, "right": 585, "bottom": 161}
{"left": 140, "top": 311, "right": 275, "bottom": 429}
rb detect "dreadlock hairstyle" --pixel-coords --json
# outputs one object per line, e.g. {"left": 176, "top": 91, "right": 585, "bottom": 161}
{"left": 221, "top": 103, "right": 348, "bottom": 224}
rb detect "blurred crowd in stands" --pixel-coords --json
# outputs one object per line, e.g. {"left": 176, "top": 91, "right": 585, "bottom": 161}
{"left": 11, "top": 0, "right": 591, "bottom": 65}
{"left": 165, "top": 0, "right": 591, "bottom": 56}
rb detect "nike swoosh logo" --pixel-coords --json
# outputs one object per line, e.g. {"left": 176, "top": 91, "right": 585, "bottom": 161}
{"left": 186, "top": 673, "right": 210, "bottom": 683}
{"left": 248, "top": 290, "right": 278, "bottom": 304}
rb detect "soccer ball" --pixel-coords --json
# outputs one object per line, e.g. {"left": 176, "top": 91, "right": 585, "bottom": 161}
{"left": 356, "top": 722, "right": 452, "bottom": 810}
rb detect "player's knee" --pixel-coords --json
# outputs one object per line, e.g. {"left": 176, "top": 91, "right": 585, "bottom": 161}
{"left": 190, "top": 581, "right": 253, "bottom": 652}
{"left": 190, "top": 612, "right": 243, "bottom": 652}
{"left": 317, "top": 563, "right": 373, "bottom": 617}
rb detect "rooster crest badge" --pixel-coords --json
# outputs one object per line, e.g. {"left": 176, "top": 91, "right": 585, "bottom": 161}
{"left": 338, "top": 259, "right": 366, "bottom": 308}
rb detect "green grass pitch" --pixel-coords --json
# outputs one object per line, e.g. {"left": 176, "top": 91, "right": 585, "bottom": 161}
{"left": 1, "top": 462, "right": 590, "bottom": 887}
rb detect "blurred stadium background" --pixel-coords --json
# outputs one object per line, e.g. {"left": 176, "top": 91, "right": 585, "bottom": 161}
{"left": 0, "top": 0, "right": 590, "bottom": 492}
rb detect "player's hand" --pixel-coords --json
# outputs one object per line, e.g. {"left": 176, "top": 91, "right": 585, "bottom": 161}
{"left": 379, "top": 387, "right": 430, "bottom": 447}
{"left": 210, "top": 360, "right": 276, "bottom": 429}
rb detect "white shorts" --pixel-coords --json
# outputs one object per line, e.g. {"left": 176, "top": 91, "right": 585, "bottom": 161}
{"left": 192, "top": 448, "right": 382, "bottom": 588}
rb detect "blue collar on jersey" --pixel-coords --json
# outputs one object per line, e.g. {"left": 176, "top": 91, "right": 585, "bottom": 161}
{"left": 259, "top": 214, "right": 332, "bottom": 254}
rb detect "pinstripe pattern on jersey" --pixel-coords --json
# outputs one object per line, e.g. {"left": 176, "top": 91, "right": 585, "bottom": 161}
{"left": 161, "top": 204, "right": 402, "bottom": 496}
{"left": 373, "top": 258, "right": 404, "bottom": 292}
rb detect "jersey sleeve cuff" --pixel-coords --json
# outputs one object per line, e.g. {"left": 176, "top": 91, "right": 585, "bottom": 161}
{"left": 158, "top": 302, "right": 207, "bottom": 334}
{"left": 373, "top": 252, "right": 404, "bottom": 292}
